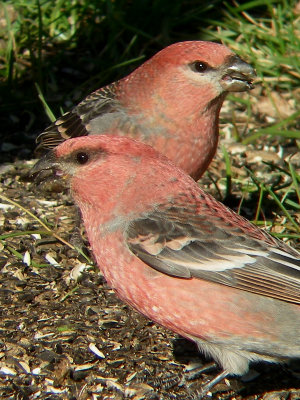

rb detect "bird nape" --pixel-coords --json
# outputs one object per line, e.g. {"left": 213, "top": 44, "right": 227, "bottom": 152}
{"left": 31, "top": 134, "right": 300, "bottom": 398}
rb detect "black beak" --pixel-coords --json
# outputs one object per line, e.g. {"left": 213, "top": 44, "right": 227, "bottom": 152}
{"left": 31, "top": 151, "right": 57, "bottom": 174}
{"left": 30, "top": 151, "right": 59, "bottom": 183}
{"left": 221, "top": 55, "right": 256, "bottom": 92}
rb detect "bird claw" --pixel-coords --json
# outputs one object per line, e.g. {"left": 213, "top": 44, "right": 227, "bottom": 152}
{"left": 179, "top": 361, "right": 218, "bottom": 385}
{"left": 147, "top": 373, "right": 182, "bottom": 390}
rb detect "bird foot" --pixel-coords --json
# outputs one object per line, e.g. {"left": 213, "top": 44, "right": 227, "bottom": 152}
{"left": 178, "top": 361, "right": 218, "bottom": 386}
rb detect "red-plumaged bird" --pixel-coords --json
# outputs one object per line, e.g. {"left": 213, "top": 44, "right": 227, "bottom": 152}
{"left": 36, "top": 41, "right": 255, "bottom": 180}
{"left": 32, "top": 135, "right": 300, "bottom": 397}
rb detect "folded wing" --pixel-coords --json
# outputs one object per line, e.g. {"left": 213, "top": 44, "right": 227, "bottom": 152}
{"left": 126, "top": 206, "right": 300, "bottom": 304}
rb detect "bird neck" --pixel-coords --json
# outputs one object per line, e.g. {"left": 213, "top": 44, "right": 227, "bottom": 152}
{"left": 118, "top": 72, "right": 226, "bottom": 179}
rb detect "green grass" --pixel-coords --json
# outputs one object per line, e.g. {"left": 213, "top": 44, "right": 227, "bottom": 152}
{"left": 0, "top": 0, "right": 225, "bottom": 149}
{"left": 202, "top": 0, "right": 300, "bottom": 144}
{"left": 204, "top": 0, "right": 300, "bottom": 87}
{"left": 0, "top": 0, "right": 223, "bottom": 91}
{"left": 202, "top": 0, "right": 300, "bottom": 244}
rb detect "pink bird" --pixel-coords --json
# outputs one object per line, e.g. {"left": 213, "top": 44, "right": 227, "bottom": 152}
{"left": 36, "top": 41, "right": 255, "bottom": 180}
{"left": 32, "top": 135, "right": 300, "bottom": 397}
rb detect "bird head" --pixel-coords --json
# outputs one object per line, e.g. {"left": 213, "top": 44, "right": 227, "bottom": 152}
{"left": 30, "top": 134, "right": 199, "bottom": 224}
{"left": 120, "top": 41, "right": 256, "bottom": 115}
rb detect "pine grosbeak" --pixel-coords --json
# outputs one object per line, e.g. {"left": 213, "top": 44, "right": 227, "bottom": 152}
{"left": 32, "top": 135, "right": 300, "bottom": 397}
{"left": 36, "top": 41, "right": 255, "bottom": 180}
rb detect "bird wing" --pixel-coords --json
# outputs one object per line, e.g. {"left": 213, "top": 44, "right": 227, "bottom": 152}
{"left": 36, "top": 83, "right": 120, "bottom": 151}
{"left": 126, "top": 207, "right": 300, "bottom": 304}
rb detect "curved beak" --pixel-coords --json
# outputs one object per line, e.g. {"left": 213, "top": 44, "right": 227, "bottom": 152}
{"left": 30, "top": 151, "right": 57, "bottom": 173}
{"left": 30, "top": 151, "right": 60, "bottom": 183}
{"left": 221, "top": 55, "right": 256, "bottom": 92}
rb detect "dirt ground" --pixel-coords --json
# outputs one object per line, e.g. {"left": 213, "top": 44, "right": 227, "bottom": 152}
{"left": 1, "top": 92, "right": 300, "bottom": 400}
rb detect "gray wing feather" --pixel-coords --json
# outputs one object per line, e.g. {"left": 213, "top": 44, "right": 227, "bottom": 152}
{"left": 36, "top": 83, "right": 119, "bottom": 151}
{"left": 126, "top": 209, "right": 300, "bottom": 304}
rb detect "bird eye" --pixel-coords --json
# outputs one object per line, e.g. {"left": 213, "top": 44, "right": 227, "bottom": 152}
{"left": 76, "top": 152, "right": 89, "bottom": 164}
{"left": 191, "top": 61, "right": 209, "bottom": 73}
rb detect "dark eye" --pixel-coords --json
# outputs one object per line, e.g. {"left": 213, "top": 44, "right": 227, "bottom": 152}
{"left": 191, "top": 61, "right": 209, "bottom": 73}
{"left": 76, "top": 152, "right": 89, "bottom": 164}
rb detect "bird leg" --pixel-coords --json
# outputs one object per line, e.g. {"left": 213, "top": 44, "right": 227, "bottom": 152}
{"left": 190, "top": 370, "right": 229, "bottom": 399}
{"left": 145, "top": 361, "right": 221, "bottom": 392}
{"left": 146, "top": 366, "right": 229, "bottom": 399}
{"left": 179, "top": 361, "right": 218, "bottom": 385}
